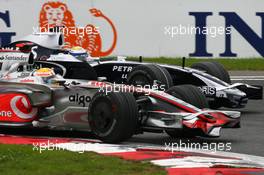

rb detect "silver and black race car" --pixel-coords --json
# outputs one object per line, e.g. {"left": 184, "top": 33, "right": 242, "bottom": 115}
{"left": 0, "top": 46, "right": 241, "bottom": 143}
{"left": 4, "top": 33, "right": 263, "bottom": 109}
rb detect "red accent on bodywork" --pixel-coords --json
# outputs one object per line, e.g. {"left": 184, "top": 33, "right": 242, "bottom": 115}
{"left": 0, "top": 93, "right": 38, "bottom": 122}
{"left": 182, "top": 112, "right": 234, "bottom": 134}
{"left": 88, "top": 81, "right": 108, "bottom": 87}
{"left": 15, "top": 42, "right": 34, "bottom": 48}
{"left": 15, "top": 43, "right": 25, "bottom": 47}
{"left": 147, "top": 92, "right": 238, "bottom": 135}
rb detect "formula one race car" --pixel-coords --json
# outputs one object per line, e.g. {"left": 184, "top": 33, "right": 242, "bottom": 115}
{"left": 0, "top": 47, "right": 240, "bottom": 143}
{"left": 3, "top": 33, "right": 263, "bottom": 109}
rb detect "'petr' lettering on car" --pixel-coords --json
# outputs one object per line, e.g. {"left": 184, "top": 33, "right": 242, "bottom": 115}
{"left": 112, "top": 65, "right": 133, "bottom": 73}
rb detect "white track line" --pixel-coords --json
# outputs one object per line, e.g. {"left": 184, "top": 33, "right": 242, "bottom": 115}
{"left": 232, "top": 79, "right": 264, "bottom": 81}
{"left": 231, "top": 75, "right": 264, "bottom": 81}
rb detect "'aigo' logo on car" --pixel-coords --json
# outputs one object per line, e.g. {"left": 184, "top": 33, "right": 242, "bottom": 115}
{"left": 69, "top": 94, "right": 92, "bottom": 107}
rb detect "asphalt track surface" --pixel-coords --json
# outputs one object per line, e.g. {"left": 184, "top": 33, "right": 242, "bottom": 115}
{"left": 0, "top": 71, "right": 263, "bottom": 157}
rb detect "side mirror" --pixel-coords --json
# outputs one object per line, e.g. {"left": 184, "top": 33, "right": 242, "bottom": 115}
{"left": 28, "top": 52, "right": 34, "bottom": 65}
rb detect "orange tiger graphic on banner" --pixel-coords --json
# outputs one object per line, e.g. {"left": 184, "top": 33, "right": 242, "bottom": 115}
{"left": 39, "top": 1, "right": 117, "bottom": 57}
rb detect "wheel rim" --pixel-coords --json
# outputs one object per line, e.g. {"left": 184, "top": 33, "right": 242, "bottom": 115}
{"left": 90, "top": 98, "right": 116, "bottom": 135}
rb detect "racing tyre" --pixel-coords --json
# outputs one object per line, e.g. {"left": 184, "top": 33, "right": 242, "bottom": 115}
{"left": 88, "top": 92, "right": 138, "bottom": 143}
{"left": 166, "top": 85, "right": 209, "bottom": 109}
{"left": 127, "top": 64, "right": 173, "bottom": 90}
{"left": 165, "top": 85, "right": 209, "bottom": 138}
{"left": 191, "top": 61, "right": 231, "bottom": 84}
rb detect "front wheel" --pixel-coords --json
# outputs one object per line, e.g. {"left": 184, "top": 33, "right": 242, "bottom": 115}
{"left": 88, "top": 92, "right": 138, "bottom": 143}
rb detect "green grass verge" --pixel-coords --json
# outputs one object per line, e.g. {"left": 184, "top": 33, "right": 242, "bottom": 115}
{"left": 0, "top": 144, "right": 166, "bottom": 175}
{"left": 127, "top": 57, "right": 264, "bottom": 71}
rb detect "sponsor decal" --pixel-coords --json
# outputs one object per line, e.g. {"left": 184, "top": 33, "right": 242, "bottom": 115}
{"left": 39, "top": 1, "right": 117, "bottom": 57}
{"left": 189, "top": 12, "right": 264, "bottom": 57}
{"left": 0, "top": 47, "right": 19, "bottom": 52}
{"left": 199, "top": 86, "right": 216, "bottom": 96}
{"left": 10, "top": 95, "right": 38, "bottom": 120}
{"left": 20, "top": 79, "right": 35, "bottom": 83}
{"left": 69, "top": 94, "right": 92, "bottom": 107}
{"left": 4, "top": 55, "right": 27, "bottom": 61}
{"left": 112, "top": 65, "right": 133, "bottom": 72}
{"left": 0, "top": 53, "right": 28, "bottom": 61}
{"left": 112, "top": 65, "right": 133, "bottom": 79}
{"left": 34, "top": 68, "right": 55, "bottom": 77}
{"left": 0, "top": 93, "right": 37, "bottom": 122}
{"left": 0, "top": 110, "right": 12, "bottom": 117}
{"left": 88, "top": 81, "right": 108, "bottom": 87}
{"left": 18, "top": 72, "right": 31, "bottom": 78}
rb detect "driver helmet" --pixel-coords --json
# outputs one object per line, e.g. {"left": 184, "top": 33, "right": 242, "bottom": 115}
{"left": 33, "top": 68, "right": 55, "bottom": 83}
{"left": 69, "top": 46, "right": 89, "bottom": 60}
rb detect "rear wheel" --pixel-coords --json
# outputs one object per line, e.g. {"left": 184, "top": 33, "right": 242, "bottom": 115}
{"left": 191, "top": 61, "right": 231, "bottom": 84}
{"left": 127, "top": 64, "right": 173, "bottom": 90}
{"left": 88, "top": 92, "right": 138, "bottom": 143}
{"left": 165, "top": 85, "right": 209, "bottom": 138}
